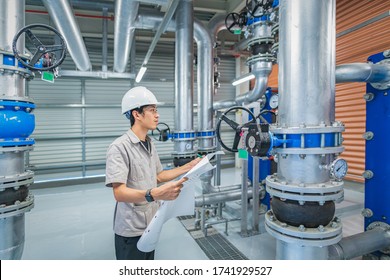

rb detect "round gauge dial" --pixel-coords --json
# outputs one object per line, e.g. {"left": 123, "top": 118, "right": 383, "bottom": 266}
{"left": 269, "top": 94, "right": 279, "bottom": 109}
{"left": 330, "top": 158, "right": 348, "bottom": 180}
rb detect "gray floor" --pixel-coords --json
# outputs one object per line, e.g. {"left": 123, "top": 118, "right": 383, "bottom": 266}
{"left": 21, "top": 167, "right": 365, "bottom": 260}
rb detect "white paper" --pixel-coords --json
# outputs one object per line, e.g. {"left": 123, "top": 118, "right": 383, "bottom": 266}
{"left": 137, "top": 151, "right": 224, "bottom": 252}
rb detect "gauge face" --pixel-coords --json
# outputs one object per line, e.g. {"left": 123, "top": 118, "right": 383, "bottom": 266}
{"left": 269, "top": 94, "right": 279, "bottom": 109}
{"left": 330, "top": 158, "right": 348, "bottom": 180}
{"left": 247, "top": 135, "right": 256, "bottom": 149}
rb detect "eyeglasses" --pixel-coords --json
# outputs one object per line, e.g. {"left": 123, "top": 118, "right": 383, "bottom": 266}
{"left": 143, "top": 106, "right": 158, "bottom": 115}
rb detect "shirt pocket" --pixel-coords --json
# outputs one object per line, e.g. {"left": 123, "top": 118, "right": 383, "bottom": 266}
{"left": 130, "top": 160, "right": 149, "bottom": 181}
{"left": 130, "top": 205, "right": 148, "bottom": 231}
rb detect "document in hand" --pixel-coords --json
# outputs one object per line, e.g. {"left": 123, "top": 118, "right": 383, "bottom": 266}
{"left": 137, "top": 151, "right": 225, "bottom": 252}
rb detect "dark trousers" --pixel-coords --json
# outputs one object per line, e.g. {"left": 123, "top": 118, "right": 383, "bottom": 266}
{"left": 115, "top": 234, "right": 155, "bottom": 260}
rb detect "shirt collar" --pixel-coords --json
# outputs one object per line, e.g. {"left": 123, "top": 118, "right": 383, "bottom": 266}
{"left": 126, "top": 129, "right": 151, "bottom": 144}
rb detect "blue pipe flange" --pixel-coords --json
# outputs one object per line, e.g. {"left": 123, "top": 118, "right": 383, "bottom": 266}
{"left": 265, "top": 211, "right": 342, "bottom": 247}
{"left": 0, "top": 51, "right": 34, "bottom": 80}
{"left": 0, "top": 100, "right": 35, "bottom": 147}
{"left": 270, "top": 123, "right": 344, "bottom": 154}
{"left": 196, "top": 130, "right": 216, "bottom": 139}
{"left": 171, "top": 131, "right": 197, "bottom": 141}
{"left": 270, "top": 122, "right": 345, "bottom": 134}
{"left": 246, "top": 15, "right": 270, "bottom": 26}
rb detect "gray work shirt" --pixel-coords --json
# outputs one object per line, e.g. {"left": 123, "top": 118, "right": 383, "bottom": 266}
{"left": 105, "top": 129, "right": 163, "bottom": 237}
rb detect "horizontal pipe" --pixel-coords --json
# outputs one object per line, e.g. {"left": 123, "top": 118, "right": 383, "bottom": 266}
{"left": 329, "top": 227, "right": 390, "bottom": 260}
{"left": 195, "top": 188, "right": 253, "bottom": 207}
{"left": 336, "top": 63, "right": 390, "bottom": 84}
{"left": 210, "top": 184, "right": 241, "bottom": 193}
{"left": 25, "top": 9, "right": 114, "bottom": 20}
{"left": 59, "top": 70, "right": 135, "bottom": 79}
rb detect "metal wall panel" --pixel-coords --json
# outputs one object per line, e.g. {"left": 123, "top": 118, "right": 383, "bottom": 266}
{"left": 335, "top": 0, "right": 390, "bottom": 182}
{"left": 27, "top": 41, "right": 237, "bottom": 175}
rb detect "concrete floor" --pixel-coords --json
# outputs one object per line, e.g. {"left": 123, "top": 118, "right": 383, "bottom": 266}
{"left": 21, "top": 167, "right": 365, "bottom": 260}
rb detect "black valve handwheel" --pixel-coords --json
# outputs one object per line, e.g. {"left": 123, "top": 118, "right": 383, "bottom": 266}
{"left": 12, "top": 24, "right": 67, "bottom": 71}
{"left": 216, "top": 106, "right": 257, "bottom": 153}
{"left": 225, "top": 12, "right": 247, "bottom": 34}
{"left": 151, "top": 122, "right": 171, "bottom": 142}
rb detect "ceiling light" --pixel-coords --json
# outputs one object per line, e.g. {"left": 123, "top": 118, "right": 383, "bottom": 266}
{"left": 232, "top": 73, "right": 255, "bottom": 86}
{"left": 135, "top": 66, "right": 147, "bottom": 83}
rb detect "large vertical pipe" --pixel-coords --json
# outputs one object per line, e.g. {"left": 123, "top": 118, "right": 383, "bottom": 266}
{"left": 0, "top": 0, "right": 34, "bottom": 260}
{"left": 174, "top": 0, "right": 195, "bottom": 162}
{"left": 194, "top": 18, "right": 213, "bottom": 151}
{"left": 279, "top": 0, "right": 335, "bottom": 128}
{"left": 278, "top": 0, "right": 335, "bottom": 186}
{"left": 274, "top": 0, "right": 336, "bottom": 259}
{"left": 0, "top": 0, "right": 25, "bottom": 98}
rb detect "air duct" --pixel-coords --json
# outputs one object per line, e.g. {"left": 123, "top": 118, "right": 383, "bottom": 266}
{"left": 42, "top": 0, "right": 91, "bottom": 71}
{"left": 113, "top": 0, "right": 139, "bottom": 73}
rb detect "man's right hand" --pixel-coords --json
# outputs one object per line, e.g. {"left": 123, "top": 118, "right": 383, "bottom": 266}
{"left": 151, "top": 177, "right": 188, "bottom": 201}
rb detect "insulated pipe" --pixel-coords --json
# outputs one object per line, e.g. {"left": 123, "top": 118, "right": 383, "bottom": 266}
{"left": 194, "top": 18, "right": 214, "bottom": 151}
{"left": 277, "top": 0, "right": 335, "bottom": 186}
{"left": 135, "top": 10, "right": 213, "bottom": 138}
{"left": 0, "top": 0, "right": 25, "bottom": 98}
{"left": 208, "top": 13, "right": 228, "bottom": 44}
{"left": 0, "top": 0, "right": 33, "bottom": 260}
{"left": 213, "top": 60, "right": 273, "bottom": 110}
{"left": 195, "top": 188, "right": 253, "bottom": 207}
{"left": 174, "top": 0, "right": 195, "bottom": 161}
{"left": 42, "top": 0, "right": 91, "bottom": 71}
{"left": 328, "top": 227, "right": 390, "bottom": 260}
{"left": 336, "top": 63, "right": 390, "bottom": 84}
{"left": 113, "top": 0, "right": 139, "bottom": 73}
{"left": 278, "top": 0, "right": 335, "bottom": 128}
{"left": 272, "top": 0, "right": 336, "bottom": 260}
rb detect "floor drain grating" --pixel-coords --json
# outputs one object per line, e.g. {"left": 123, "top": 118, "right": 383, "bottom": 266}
{"left": 178, "top": 216, "right": 248, "bottom": 260}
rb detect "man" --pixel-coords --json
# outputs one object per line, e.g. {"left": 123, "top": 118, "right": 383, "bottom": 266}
{"left": 105, "top": 86, "right": 201, "bottom": 260}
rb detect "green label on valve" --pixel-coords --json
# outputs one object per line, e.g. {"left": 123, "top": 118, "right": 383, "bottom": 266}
{"left": 233, "top": 29, "right": 242, "bottom": 35}
{"left": 41, "top": 71, "right": 55, "bottom": 83}
{"left": 238, "top": 149, "right": 248, "bottom": 159}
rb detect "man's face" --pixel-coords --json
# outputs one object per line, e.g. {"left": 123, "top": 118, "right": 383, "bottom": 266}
{"left": 140, "top": 105, "right": 159, "bottom": 130}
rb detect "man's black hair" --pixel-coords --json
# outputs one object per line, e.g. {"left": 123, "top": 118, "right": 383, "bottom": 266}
{"left": 128, "top": 105, "right": 146, "bottom": 126}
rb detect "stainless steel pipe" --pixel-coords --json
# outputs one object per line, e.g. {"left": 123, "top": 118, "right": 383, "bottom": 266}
{"left": 329, "top": 227, "right": 390, "bottom": 260}
{"left": 336, "top": 63, "right": 390, "bottom": 84}
{"left": 42, "top": 0, "right": 91, "bottom": 71}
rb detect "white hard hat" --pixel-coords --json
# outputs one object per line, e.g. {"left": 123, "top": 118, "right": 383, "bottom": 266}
{"left": 121, "top": 86, "right": 158, "bottom": 114}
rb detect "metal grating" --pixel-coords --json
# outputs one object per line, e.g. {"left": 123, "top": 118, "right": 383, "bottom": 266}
{"left": 178, "top": 216, "right": 248, "bottom": 260}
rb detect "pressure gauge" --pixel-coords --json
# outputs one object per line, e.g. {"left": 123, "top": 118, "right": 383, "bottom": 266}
{"left": 330, "top": 158, "right": 348, "bottom": 180}
{"left": 269, "top": 94, "right": 279, "bottom": 109}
